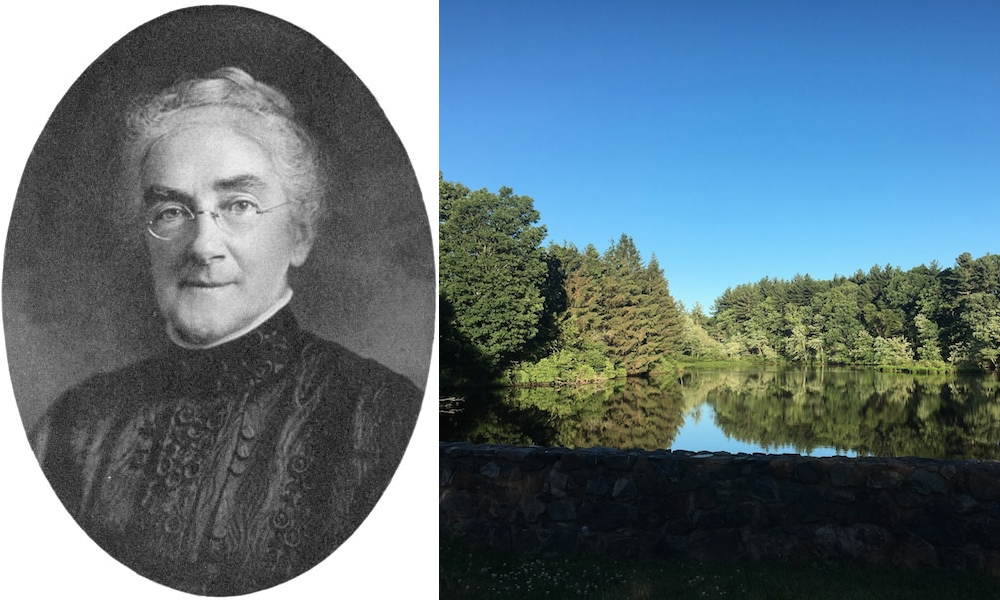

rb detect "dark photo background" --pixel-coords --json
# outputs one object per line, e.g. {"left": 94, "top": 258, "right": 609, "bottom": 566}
{"left": 1, "top": 3, "right": 437, "bottom": 598}
{"left": 4, "top": 5, "right": 435, "bottom": 432}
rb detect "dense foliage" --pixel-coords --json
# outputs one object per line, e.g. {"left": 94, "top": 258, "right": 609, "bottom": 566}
{"left": 704, "top": 255, "right": 1000, "bottom": 371}
{"left": 534, "top": 236, "right": 684, "bottom": 382}
{"left": 439, "top": 175, "right": 549, "bottom": 385}
{"left": 440, "top": 174, "right": 999, "bottom": 389}
{"left": 440, "top": 175, "right": 684, "bottom": 388}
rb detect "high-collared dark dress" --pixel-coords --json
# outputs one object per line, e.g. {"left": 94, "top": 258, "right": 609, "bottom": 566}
{"left": 32, "top": 308, "right": 421, "bottom": 596}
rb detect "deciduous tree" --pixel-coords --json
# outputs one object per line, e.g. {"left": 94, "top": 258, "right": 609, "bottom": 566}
{"left": 439, "top": 175, "right": 548, "bottom": 378}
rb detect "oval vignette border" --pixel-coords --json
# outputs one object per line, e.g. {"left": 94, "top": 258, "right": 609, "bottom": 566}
{"left": 0, "top": 3, "right": 439, "bottom": 599}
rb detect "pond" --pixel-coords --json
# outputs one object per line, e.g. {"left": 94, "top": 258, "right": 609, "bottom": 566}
{"left": 439, "top": 366, "right": 1000, "bottom": 459}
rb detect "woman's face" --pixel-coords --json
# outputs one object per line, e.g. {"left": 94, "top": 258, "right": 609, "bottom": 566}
{"left": 141, "top": 120, "right": 312, "bottom": 345}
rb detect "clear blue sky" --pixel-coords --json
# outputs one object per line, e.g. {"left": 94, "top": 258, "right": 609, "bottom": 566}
{"left": 440, "top": 0, "right": 999, "bottom": 312}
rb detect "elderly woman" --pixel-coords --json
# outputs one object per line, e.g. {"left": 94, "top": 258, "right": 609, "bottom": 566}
{"left": 31, "top": 67, "right": 421, "bottom": 596}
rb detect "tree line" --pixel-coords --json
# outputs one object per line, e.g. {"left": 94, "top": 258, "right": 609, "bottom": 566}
{"left": 701, "top": 253, "right": 1000, "bottom": 371}
{"left": 440, "top": 174, "right": 999, "bottom": 389}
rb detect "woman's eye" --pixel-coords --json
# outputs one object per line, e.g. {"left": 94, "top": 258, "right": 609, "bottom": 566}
{"left": 225, "top": 198, "right": 259, "bottom": 215}
{"left": 154, "top": 205, "right": 188, "bottom": 223}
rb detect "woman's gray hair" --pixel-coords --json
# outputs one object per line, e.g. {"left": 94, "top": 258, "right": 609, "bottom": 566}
{"left": 119, "top": 67, "right": 327, "bottom": 241}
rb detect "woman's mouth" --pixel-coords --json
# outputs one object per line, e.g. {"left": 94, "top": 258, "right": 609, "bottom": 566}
{"left": 181, "top": 279, "right": 231, "bottom": 289}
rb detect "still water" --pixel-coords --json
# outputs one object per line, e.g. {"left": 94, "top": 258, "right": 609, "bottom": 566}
{"left": 440, "top": 367, "right": 1000, "bottom": 460}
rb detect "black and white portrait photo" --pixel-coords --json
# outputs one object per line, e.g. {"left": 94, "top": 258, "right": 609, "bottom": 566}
{"left": 1, "top": 3, "right": 436, "bottom": 597}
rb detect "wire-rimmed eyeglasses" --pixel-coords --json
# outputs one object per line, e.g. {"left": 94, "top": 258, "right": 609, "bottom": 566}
{"left": 146, "top": 200, "right": 296, "bottom": 241}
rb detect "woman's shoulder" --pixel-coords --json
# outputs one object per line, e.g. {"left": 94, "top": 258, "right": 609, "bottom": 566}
{"left": 291, "top": 332, "right": 422, "bottom": 450}
{"left": 295, "top": 331, "right": 422, "bottom": 399}
{"left": 30, "top": 357, "right": 162, "bottom": 467}
{"left": 48, "top": 357, "right": 165, "bottom": 416}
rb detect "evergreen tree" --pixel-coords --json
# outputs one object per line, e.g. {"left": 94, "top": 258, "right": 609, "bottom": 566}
{"left": 643, "top": 253, "right": 685, "bottom": 366}
{"left": 597, "top": 235, "right": 683, "bottom": 374}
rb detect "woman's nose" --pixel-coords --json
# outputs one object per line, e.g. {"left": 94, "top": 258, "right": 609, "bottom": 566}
{"left": 185, "top": 210, "right": 227, "bottom": 261}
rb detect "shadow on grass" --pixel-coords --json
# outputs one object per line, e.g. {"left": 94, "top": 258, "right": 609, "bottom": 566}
{"left": 440, "top": 540, "right": 1000, "bottom": 600}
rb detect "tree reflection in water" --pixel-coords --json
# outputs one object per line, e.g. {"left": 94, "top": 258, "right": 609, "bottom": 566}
{"left": 439, "top": 377, "right": 686, "bottom": 451}
{"left": 440, "top": 367, "right": 1000, "bottom": 460}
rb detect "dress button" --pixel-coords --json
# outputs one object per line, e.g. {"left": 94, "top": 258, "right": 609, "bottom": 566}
{"left": 282, "top": 528, "right": 301, "bottom": 548}
{"left": 272, "top": 510, "right": 290, "bottom": 529}
{"left": 164, "top": 514, "right": 182, "bottom": 534}
{"left": 183, "top": 461, "right": 201, "bottom": 478}
{"left": 237, "top": 441, "right": 252, "bottom": 459}
{"left": 289, "top": 455, "right": 308, "bottom": 473}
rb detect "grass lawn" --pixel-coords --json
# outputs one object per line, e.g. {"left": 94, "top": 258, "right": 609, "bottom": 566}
{"left": 440, "top": 542, "right": 1000, "bottom": 599}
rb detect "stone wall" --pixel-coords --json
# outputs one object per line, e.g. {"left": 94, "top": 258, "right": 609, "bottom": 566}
{"left": 439, "top": 442, "right": 1000, "bottom": 573}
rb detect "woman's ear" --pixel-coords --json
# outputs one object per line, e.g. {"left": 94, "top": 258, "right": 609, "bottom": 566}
{"left": 289, "top": 218, "right": 315, "bottom": 267}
